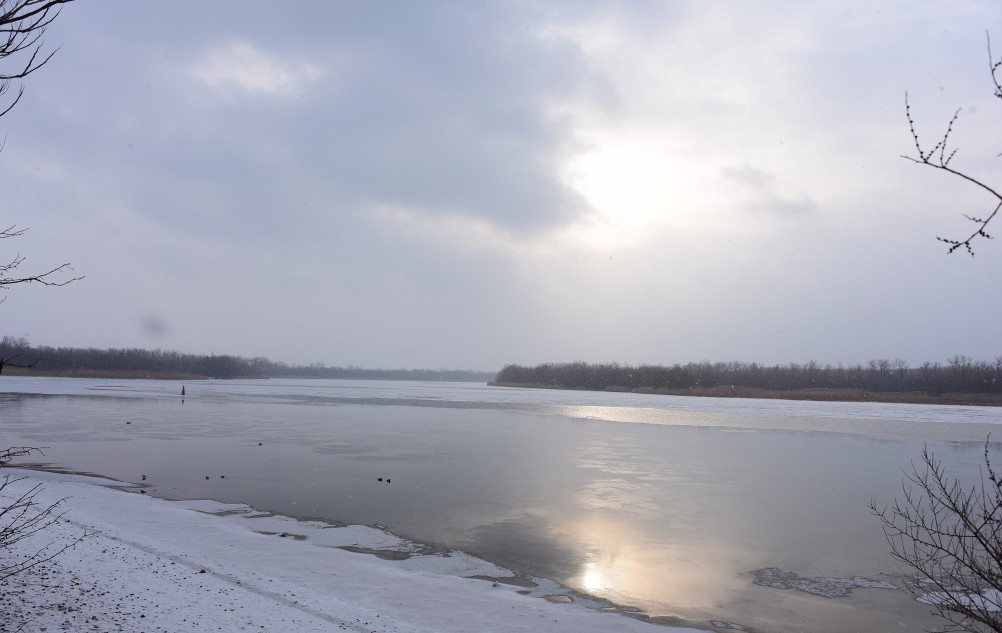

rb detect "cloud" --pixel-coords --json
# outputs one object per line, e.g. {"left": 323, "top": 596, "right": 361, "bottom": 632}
{"left": 190, "top": 41, "right": 321, "bottom": 96}
{"left": 41, "top": 3, "right": 603, "bottom": 236}
{"left": 3, "top": 0, "right": 1002, "bottom": 370}
{"left": 721, "top": 164, "right": 817, "bottom": 216}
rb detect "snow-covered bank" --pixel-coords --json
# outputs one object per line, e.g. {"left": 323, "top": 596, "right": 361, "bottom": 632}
{"left": 0, "top": 470, "right": 704, "bottom": 632}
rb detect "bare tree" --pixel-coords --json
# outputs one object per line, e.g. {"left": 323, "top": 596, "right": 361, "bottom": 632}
{"left": 871, "top": 440, "right": 1002, "bottom": 633}
{"left": 0, "top": 1, "right": 84, "bottom": 586}
{"left": 904, "top": 33, "right": 1002, "bottom": 255}
{"left": 0, "top": 1, "right": 81, "bottom": 301}
{"left": 0, "top": 447, "right": 88, "bottom": 581}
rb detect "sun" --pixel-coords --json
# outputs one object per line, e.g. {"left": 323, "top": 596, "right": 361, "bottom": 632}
{"left": 562, "top": 134, "right": 688, "bottom": 251}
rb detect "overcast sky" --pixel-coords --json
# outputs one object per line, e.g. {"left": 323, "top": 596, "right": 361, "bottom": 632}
{"left": 1, "top": 0, "right": 1000, "bottom": 370}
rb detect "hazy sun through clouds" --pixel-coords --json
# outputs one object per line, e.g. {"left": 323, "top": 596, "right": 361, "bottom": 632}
{"left": 0, "top": 0, "right": 999, "bottom": 368}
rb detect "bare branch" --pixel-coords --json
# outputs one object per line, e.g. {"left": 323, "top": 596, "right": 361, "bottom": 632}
{"left": 871, "top": 437, "right": 1002, "bottom": 633}
{"left": 0, "top": 225, "right": 83, "bottom": 297}
{"left": 0, "top": 446, "right": 45, "bottom": 465}
{"left": 0, "top": 225, "right": 26, "bottom": 238}
{"left": 990, "top": 32, "right": 1002, "bottom": 102}
{"left": 935, "top": 201, "right": 1002, "bottom": 256}
{"left": 0, "top": 445, "right": 90, "bottom": 582}
{"left": 906, "top": 32, "right": 1002, "bottom": 255}
{"left": 1, "top": 261, "right": 82, "bottom": 286}
{"left": 0, "top": 335, "right": 34, "bottom": 374}
{"left": 0, "top": 5, "right": 82, "bottom": 298}
{"left": 0, "top": 351, "right": 34, "bottom": 374}
{"left": 0, "top": 1, "right": 73, "bottom": 116}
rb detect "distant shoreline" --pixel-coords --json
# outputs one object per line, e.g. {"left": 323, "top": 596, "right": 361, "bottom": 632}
{"left": 488, "top": 381, "right": 1002, "bottom": 407}
{"left": 1, "top": 367, "right": 211, "bottom": 380}
{"left": 0, "top": 368, "right": 485, "bottom": 382}
{"left": 7, "top": 371, "right": 1000, "bottom": 406}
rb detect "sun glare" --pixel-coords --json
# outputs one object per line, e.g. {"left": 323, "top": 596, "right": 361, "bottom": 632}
{"left": 581, "top": 561, "right": 609, "bottom": 592}
{"left": 563, "top": 136, "right": 692, "bottom": 250}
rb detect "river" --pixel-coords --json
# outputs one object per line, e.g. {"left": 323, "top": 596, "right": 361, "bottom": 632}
{"left": 2, "top": 376, "right": 1000, "bottom": 632}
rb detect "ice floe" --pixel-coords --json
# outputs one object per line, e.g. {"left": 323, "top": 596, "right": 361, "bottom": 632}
{"left": 750, "top": 567, "right": 897, "bottom": 598}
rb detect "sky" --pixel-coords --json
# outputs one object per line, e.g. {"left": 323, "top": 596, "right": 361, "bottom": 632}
{"left": 1, "top": 0, "right": 1001, "bottom": 371}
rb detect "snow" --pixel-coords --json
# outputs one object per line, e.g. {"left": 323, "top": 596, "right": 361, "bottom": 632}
{"left": 0, "top": 469, "right": 705, "bottom": 633}
{"left": 918, "top": 586, "right": 1002, "bottom": 613}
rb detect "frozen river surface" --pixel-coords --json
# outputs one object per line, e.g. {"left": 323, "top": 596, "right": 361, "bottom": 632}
{"left": 2, "top": 376, "right": 1001, "bottom": 633}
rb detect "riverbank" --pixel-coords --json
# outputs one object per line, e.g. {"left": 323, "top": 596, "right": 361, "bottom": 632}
{"left": 489, "top": 382, "right": 1002, "bottom": 406}
{"left": 1, "top": 366, "right": 210, "bottom": 380}
{"left": 0, "top": 469, "right": 704, "bottom": 633}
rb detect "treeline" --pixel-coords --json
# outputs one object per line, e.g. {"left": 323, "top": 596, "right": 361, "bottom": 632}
{"left": 264, "top": 363, "right": 496, "bottom": 382}
{"left": 0, "top": 337, "right": 494, "bottom": 382}
{"left": 495, "top": 357, "right": 1002, "bottom": 395}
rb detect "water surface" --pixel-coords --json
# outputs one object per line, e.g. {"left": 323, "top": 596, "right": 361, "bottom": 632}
{"left": 2, "top": 376, "right": 999, "bottom": 632}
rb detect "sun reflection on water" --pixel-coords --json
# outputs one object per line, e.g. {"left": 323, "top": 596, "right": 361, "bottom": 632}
{"left": 580, "top": 561, "right": 607, "bottom": 593}
{"left": 564, "top": 515, "right": 756, "bottom": 614}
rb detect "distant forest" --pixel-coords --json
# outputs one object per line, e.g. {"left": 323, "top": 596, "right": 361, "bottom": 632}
{"left": 7, "top": 333, "right": 1002, "bottom": 399}
{"left": 495, "top": 357, "right": 1002, "bottom": 396}
{"left": 0, "top": 337, "right": 494, "bottom": 382}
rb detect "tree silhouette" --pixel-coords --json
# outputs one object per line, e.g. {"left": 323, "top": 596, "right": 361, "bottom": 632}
{"left": 0, "top": 225, "right": 80, "bottom": 302}
{"left": 871, "top": 441, "right": 1002, "bottom": 633}
{"left": 0, "top": 447, "right": 88, "bottom": 582}
{"left": 0, "top": 0, "right": 74, "bottom": 116}
{"left": 0, "top": 1, "right": 84, "bottom": 585}
{"left": 0, "top": 1, "right": 81, "bottom": 302}
{"left": 905, "top": 33, "right": 1002, "bottom": 255}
